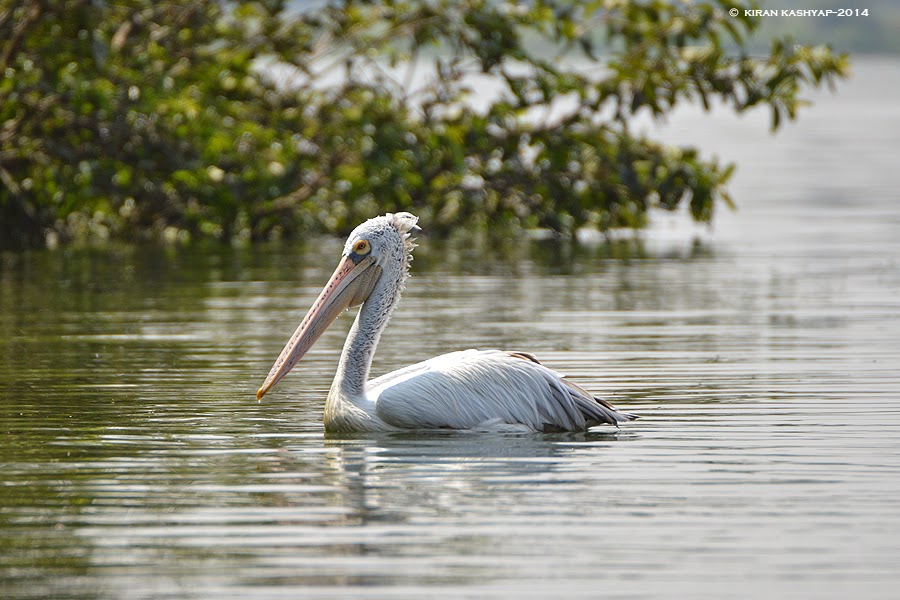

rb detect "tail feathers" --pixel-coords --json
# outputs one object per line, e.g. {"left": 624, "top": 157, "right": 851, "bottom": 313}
{"left": 509, "top": 350, "right": 638, "bottom": 430}
{"left": 563, "top": 379, "right": 638, "bottom": 427}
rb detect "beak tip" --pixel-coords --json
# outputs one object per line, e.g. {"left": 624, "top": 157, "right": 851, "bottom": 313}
{"left": 256, "top": 387, "right": 267, "bottom": 401}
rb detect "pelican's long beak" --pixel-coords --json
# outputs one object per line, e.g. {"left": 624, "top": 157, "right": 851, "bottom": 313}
{"left": 256, "top": 254, "right": 381, "bottom": 400}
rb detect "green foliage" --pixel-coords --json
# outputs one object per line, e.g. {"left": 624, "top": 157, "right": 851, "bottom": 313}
{"left": 0, "top": 0, "right": 848, "bottom": 247}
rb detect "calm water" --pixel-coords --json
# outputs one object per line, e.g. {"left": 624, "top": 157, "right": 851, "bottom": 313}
{"left": 2, "top": 59, "right": 900, "bottom": 599}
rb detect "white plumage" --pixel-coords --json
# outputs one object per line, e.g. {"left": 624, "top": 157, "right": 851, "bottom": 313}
{"left": 257, "top": 213, "right": 637, "bottom": 433}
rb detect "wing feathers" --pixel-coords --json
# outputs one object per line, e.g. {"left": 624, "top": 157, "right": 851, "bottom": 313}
{"left": 372, "top": 350, "right": 636, "bottom": 432}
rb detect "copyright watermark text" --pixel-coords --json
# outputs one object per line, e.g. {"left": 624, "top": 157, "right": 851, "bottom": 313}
{"left": 729, "top": 7, "right": 871, "bottom": 18}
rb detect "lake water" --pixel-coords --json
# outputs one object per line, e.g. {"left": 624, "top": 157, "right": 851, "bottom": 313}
{"left": 2, "top": 58, "right": 899, "bottom": 599}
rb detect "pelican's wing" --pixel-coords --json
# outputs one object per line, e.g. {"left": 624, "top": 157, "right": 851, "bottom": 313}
{"left": 371, "top": 350, "right": 636, "bottom": 432}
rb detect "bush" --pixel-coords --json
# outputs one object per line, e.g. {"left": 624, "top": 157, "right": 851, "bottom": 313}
{"left": 0, "top": 0, "right": 847, "bottom": 247}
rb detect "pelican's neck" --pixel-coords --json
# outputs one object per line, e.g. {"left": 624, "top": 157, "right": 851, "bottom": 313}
{"left": 329, "top": 264, "right": 404, "bottom": 406}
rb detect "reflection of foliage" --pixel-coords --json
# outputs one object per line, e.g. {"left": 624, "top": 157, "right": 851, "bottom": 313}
{"left": 0, "top": 0, "right": 847, "bottom": 247}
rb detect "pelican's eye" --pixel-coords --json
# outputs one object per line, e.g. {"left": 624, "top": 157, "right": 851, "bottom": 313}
{"left": 352, "top": 239, "right": 371, "bottom": 256}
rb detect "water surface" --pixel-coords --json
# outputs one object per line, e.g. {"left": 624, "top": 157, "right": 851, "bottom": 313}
{"left": 1, "top": 59, "right": 900, "bottom": 599}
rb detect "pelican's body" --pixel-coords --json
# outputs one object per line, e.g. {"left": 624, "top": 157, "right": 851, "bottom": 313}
{"left": 257, "top": 213, "right": 636, "bottom": 433}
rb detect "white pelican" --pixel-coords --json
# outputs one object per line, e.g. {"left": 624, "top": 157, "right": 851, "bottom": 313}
{"left": 257, "top": 212, "right": 637, "bottom": 433}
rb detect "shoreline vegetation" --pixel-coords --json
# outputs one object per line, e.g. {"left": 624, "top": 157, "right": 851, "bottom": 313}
{"left": 0, "top": 0, "right": 847, "bottom": 249}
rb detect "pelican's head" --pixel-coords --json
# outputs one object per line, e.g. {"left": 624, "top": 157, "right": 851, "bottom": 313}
{"left": 256, "top": 212, "right": 419, "bottom": 400}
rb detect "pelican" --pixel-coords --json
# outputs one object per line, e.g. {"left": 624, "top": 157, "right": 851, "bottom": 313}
{"left": 256, "top": 212, "right": 637, "bottom": 433}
